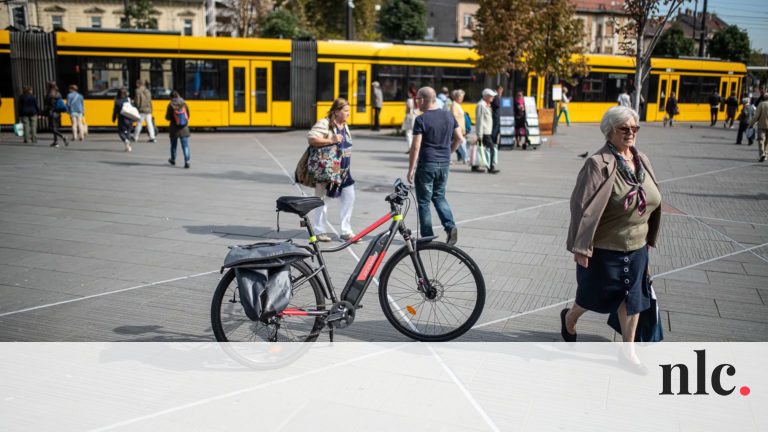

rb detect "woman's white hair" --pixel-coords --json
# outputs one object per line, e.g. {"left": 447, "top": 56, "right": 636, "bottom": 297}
{"left": 600, "top": 106, "right": 639, "bottom": 139}
{"left": 451, "top": 89, "right": 465, "bottom": 99}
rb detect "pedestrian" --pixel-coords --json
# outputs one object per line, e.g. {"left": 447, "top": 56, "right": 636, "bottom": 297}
{"left": 403, "top": 87, "right": 418, "bottom": 153}
{"left": 562, "top": 106, "right": 662, "bottom": 366}
{"left": 749, "top": 96, "right": 768, "bottom": 162}
{"left": 441, "top": 87, "right": 452, "bottom": 112}
{"left": 371, "top": 81, "right": 382, "bottom": 131}
{"left": 165, "top": 90, "right": 191, "bottom": 168}
{"left": 708, "top": 90, "right": 721, "bottom": 126}
{"left": 724, "top": 91, "right": 738, "bottom": 129}
{"left": 491, "top": 85, "right": 503, "bottom": 145}
{"left": 735, "top": 97, "right": 755, "bottom": 145}
{"left": 449, "top": 89, "right": 470, "bottom": 164}
{"left": 663, "top": 91, "right": 678, "bottom": 127}
{"left": 435, "top": 87, "right": 447, "bottom": 110}
{"left": 557, "top": 87, "right": 571, "bottom": 126}
{"left": 307, "top": 98, "right": 355, "bottom": 242}
{"left": 407, "top": 87, "right": 462, "bottom": 245}
{"left": 514, "top": 90, "right": 528, "bottom": 150}
{"left": 474, "top": 88, "right": 497, "bottom": 172}
{"left": 66, "top": 84, "right": 85, "bottom": 141}
{"left": 44, "top": 81, "right": 67, "bottom": 147}
{"left": 16, "top": 85, "right": 40, "bottom": 144}
{"left": 133, "top": 80, "right": 156, "bottom": 142}
{"left": 617, "top": 88, "right": 631, "bottom": 108}
{"left": 112, "top": 88, "right": 134, "bottom": 152}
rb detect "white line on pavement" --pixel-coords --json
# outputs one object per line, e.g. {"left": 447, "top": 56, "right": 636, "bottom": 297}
{"left": 657, "top": 162, "right": 759, "bottom": 184}
{"left": 665, "top": 212, "right": 768, "bottom": 228}
{"left": 0, "top": 270, "right": 219, "bottom": 318}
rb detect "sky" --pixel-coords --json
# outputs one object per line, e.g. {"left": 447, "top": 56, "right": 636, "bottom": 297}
{"left": 679, "top": 0, "right": 768, "bottom": 53}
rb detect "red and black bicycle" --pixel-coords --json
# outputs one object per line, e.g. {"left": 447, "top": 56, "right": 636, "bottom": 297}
{"left": 211, "top": 179, "right": 485, "bottom": 343}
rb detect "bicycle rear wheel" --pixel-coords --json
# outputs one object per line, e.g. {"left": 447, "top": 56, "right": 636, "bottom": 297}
{"left": 211, "top": 260, "right": 326, "bottom": 342}
{"left": 378, "top": 242, "right": 485, "bottom": 341}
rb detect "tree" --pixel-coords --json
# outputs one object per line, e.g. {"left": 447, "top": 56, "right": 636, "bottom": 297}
{"left": 616, "top": 0, "right": 689, "bottom": 112}
{"left": 378, "top": 0, "right": 427, "bottom": 41}
{"left": 120, "top": 0, "right": 159, "bottom": 29}
{"left": 473, "top": 0, "right": 589, "bottom": 106}
{"left": 235, "top": 0, "right": 271, "bottom": 37}
{"left": 708, "top": 25, "right": 751, "bottom": 64}
{"left": 653, "top": 22, "right": 695, "bottom": 57}
{"left": 261, "top": 8, "right": 312, "bottom": 38}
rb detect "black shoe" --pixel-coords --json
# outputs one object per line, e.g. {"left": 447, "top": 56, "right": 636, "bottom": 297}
{"left": 168, "top": 159, "right": 175, "bottom": 166}
{"left": 578, "top": 152, "right": 588, "bottom": 158}
{"left": 184, "top": 162, "right": 190, "bottom": 169}
{"left": 50, "top": 142, "right": 59, "bottom": 147}
{"left": 749, "top": 141, "right": 754, "bottom": 146}
{"left": 63, "top": 139, "right": 69, "bottom": 147}
{"left": 760, "top": 156, "right": 766, "bottom": 162}
{"left": 735, "top": 142, "right": 741, "bottom": 145}
{"left": 488, "top": 168, "right": 500, "bottom": 174}
{"left": 149, "top": 138, "right": 156, "bottom": 143}
{"left": 560, "top": 308, "right": 577, "bottom": 342}
{"left": 471, "top": 166, "right": 483, "bottom": 172}
{"left": 446, "top": 226, "right": 458, "bottom": 246}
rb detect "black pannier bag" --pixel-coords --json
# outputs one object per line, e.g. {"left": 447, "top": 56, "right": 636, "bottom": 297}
{"left": 222, "top": 241, "right": 312, "bottom": 321}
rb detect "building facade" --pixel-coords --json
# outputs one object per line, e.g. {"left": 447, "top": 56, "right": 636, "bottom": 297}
{"left": 2, "top": 0, "right": 206, "bottom": 36}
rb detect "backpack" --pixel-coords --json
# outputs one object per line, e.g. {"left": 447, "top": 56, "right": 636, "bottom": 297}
{"left": 54, "top": 97, "right": 68, "bottom": 113}
{"left": 173, "top": 105, "right": 188, "bottom": 127}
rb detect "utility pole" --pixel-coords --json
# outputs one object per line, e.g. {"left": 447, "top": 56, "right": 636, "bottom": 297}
{"left": 123, "top": 0, "right": 130, "bottom": 28}
{"left": 346, "top": 0, "right": 354, "bottom": 40}
{"left": 698, "top": 0, "right": 707, "bottom": 57}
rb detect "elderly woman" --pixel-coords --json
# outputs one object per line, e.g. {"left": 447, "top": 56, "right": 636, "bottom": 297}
{"left": 562, "top": 106, "right": 662, "bottom": 355}
{"left": 449, "top": 89, "right": 470, "bottom": 164}
{"left": 307, "top": 98, "right": 355, "bottom": 242}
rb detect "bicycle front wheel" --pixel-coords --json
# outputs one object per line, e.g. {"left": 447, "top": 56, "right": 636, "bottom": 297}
{"left": 211, "top": 260, "right": 326, "bottom": 342}
{"left": 378, "top": 242, "right": 485, "bottom": 341}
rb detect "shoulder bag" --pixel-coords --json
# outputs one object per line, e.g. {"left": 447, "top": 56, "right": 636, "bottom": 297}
{"left": 294, "top": 146, "right": 315, "bottom": 187}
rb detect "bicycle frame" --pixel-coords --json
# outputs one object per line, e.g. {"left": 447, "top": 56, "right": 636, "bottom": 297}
{"left": 280, "top": 198, "right": 432, "bottom": 317}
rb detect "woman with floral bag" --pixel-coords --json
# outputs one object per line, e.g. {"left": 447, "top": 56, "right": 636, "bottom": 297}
{"left": 307, "top": 98, "right": 355, "bottom": 242}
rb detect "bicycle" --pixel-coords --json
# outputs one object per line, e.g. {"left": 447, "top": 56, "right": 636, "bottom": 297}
{"left": 211, "top": 179, "right": 485, "bottom": 343}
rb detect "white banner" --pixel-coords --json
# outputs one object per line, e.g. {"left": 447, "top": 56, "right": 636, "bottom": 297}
{"left": 1, "top": 342, "right": 765, "bottom": 431}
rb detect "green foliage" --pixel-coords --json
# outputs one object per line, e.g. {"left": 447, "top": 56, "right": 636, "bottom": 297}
{"left": 277, "top": 0, "right": 379, "bottom": 40}
{"left": 473, "top": 0, "right": 588, "bottom": 81}
{"left": 653, "top": 22, "right": 695, "bottom": 57}
{"left": 120, "top": 0, "right": 159, "bottom": 30}
{"left": 378, "top": 0, "right": 427, "bottom": 41}
{"left": 261, "top": 8, "right": 312, "bottom": 38}
{"left": 708, "top": 25, "right": 751, "bottom": 64}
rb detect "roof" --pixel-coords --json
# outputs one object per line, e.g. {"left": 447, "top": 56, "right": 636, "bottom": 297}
{"left": 571, "top": 0, "right": 625, "bottom": 14}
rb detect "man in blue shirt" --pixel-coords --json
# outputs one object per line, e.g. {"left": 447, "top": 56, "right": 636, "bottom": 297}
{"left": 407, "top": 87, "right": 463, "bottom": 245}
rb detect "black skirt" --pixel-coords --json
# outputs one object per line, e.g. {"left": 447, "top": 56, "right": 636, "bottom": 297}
{"left": 575, "top": 246, "right": 651, "bottom": 316}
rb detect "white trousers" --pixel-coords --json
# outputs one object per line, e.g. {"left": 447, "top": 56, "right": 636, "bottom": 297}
{"left": 70, "top": 114, "right": 85, "bottom": 140}
{"left": 313, "top": 183, "right": 355, "bottom": 235}
{"left": 134, "top": 113, "right": 156, "bottom": 140}
{"left": 405, "top": 129, "right": 414, "bottom": 150}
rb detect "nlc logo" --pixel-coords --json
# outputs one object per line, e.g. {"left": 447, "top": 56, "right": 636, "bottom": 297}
{"left": 660, "top": 349, "right": 750, "bottom": 396}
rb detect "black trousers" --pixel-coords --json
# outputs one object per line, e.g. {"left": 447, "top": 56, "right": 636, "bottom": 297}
{"left": 372, "top": 107, "right": 381, "bottom": 130}
{"left": 49, "top": 114, "right": 65, "bottom": 143}
{"left": 736, "top": 121, "right": 753, "bottom": 144}
{"left": 710, "top": 107, "right": 718, "bottom": 125}
{"left": 482, "top": 134, "right": 497, "bottom": 170}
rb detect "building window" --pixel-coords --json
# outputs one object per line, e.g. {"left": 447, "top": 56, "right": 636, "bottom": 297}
{"left": 9, "top": 3, "right": 28, "bottom": 28}
{"left": 91, "top": 16, "right": 101, "bottom": 28}
{"left": 463, "top": 13, "right": 472, "bottom": 28}
{"left": 605, "top": 22, "right": 614, "bottom": 37}
{"left": 52, "top": 15, "right": 63, "bottom": 29}
{"left": 184, "top": 20, "right": 193, "bottom": 36}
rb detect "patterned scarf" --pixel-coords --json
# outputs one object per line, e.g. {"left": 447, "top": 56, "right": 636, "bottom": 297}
{"left": 607, "top": 142, "right": 647, "bottom": 216}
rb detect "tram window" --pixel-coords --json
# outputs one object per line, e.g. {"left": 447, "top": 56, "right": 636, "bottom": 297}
{"left": 408, "top": 66, "right": 436, "bottom": 91}
{"left": 372, "top": 64, "right": 405, "bottom": 102}
{"left": 0, "top": 54, "right": 12, "bottom": 97}
{"left": 579, "top": 75, "right": 604, "bottom": 102}
{"left": 316, "top": 63, "right": 334, "bottom": 101}
{"left": 57, "top": 55, "right": 80, "bottom": 95}
{"left": 272, "top": 61, "right": 290, "bottom": 101}
{"left": 647, "top": 75, "right": 659, "bottom": 104}
{"left": 184, "top": 59, "right": 223, "bottom": 100}
{"left": 139, "top": 59, "right": 173, "bottom": 99}
{"left": 465, "top": 72, "right": 488, "bottom": 103}
{"left": 254, "top": 67, "right": 267, "bottom": 112}
{"left": 84, "top": 58, "right": 128, "bottom": 98}
{"left": 606, "top": 73, "right": 630, "bottom": 104}
{"left": 441, "top": 67, "right": 476, "bottom": 101}
{"left": 356, "top": 70, "right": 366, "bottom": 112}
{"left": 700, "top": 76, "right": 719, "bottom": 101}
{"left": 233, "top": 67, "right": 245, "bottom": 112}
{"left": 338, "top": 70, "right": 349, "bottom": 100}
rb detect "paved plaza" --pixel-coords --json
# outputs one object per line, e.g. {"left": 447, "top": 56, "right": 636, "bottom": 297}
{"left": 0, "top": 120, "right": 767, "bottom": 342}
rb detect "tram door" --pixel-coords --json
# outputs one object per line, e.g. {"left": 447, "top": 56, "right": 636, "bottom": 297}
{"left": 655, "top": 74, "right": 679, "bottom": 122}
{"left": 335, "top": 63, "right": 371, "bottom": 125}
{"left": 228, "top": 60, "right": 272, "bottom": 126}
{"left": 719, "top": 75, "right": 740, "bottom": 113}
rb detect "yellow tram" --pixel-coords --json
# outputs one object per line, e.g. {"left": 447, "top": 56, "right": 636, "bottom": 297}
{"left": 0, "top": 29, "right": 748, "bottom": 129}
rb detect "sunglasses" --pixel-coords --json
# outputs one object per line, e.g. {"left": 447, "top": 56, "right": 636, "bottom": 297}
{"left": 618, "top": 126, "right": 640, "bottom": 135}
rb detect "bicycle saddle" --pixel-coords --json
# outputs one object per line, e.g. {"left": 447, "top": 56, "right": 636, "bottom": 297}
{"left": 276, "top": 196, "right": 324, "bottom": 216}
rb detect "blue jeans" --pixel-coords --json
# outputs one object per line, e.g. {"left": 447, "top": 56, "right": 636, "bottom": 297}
{"left": 170, "top": 136, "right": 190, "bottom": 162}
{"left": 414, "top": 161, "right": 455, "bottom": 237}
{"left": 456, "top": 137, "right": 469, "bottom": 162}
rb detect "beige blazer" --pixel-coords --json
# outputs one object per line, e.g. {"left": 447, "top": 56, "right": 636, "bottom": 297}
{"left": 566, "top": 143, "right": 662, "bottom": 257}
{"left": 750, "top": 100, "right": 768, "bottom": 130}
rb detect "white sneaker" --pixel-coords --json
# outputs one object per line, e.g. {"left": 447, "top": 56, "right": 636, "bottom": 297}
{"left": 124, "top": 141, "right": 132, "bottom": 152}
